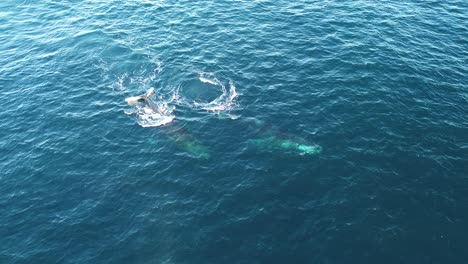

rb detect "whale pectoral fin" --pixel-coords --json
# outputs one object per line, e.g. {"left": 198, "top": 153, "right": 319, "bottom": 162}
{"left": 145, "top": 88, "right": 155, "bottom": 98}
{"left": 125, "top": 96, "right": 145, "bottom": 105}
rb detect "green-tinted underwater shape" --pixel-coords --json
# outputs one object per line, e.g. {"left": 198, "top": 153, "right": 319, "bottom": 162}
{"left": 182, "top": 140, "right": 210, "bottom": 159}
{"left": 248, "top": 136, "right": 322, "bottom": 156}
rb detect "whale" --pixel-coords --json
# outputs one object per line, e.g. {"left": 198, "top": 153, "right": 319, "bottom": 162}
{"left": 243, "top": 118, "right": 322, "bottom": 156}
{"left": 126, "top": 88, "right": 210, "bottom": 159}
{"left": 125, "top": 88, "right": 161, "bottom": 114}
{"left": 165, "top": 124, "right": 210, "bottom": 159}
{"left": 248, "top": 136, "right": 321, "bottom": 156}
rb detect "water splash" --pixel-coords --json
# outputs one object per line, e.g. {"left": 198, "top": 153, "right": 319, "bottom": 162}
{"left": 190, "top": 72, "right": 238, "bottom": 113}
{"left": 123, "top": 69, "right": 239, "bottom": 127}
{"left": 126, "top": 90, "right": 176, "bottom": 127}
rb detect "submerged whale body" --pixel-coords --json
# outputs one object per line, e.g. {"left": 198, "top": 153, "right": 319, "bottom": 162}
{"left": 162, "top": 122, "right": 210, "bottom": 159}
{"left": 125, "top": 89, "right": 319, "bottom": 158}
{"left": 248, "top": 136, "right": 322, "bottom": 156}
{"left": 241, "top": 118, "right": 322, "bottom": 156}
{"left": 126, "top": 88, "right": 210, "bottom": 159}
{"left": 171, "top": 132, "right": 210, "bottom": 159}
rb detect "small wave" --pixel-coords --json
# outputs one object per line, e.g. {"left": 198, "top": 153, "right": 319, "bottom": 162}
{"left": 99, "top": 55, "right": 162, "bottom": 92}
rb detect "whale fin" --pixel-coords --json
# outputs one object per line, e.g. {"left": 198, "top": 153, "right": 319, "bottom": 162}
{"left": 145, "top": 88, "right": 155, "bottom": 98}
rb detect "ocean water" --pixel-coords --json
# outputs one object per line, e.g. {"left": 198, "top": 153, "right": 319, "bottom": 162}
{"left": 0, "top": 0, "right": 467, "bottom": 263}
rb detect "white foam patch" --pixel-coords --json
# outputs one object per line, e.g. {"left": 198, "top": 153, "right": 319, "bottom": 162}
{"left": 199, "top": 76, "right": 219, "bottom": 86}
{"left": 107, "top": 58, "right": 162, "bottom": 91}
{"left": 126, "top": 91, "right": 177, "bottom": 127}
{"left": 124, "top": 69, "right": 239, "bottom": 128}
{"left": 137, "top": 109, "right": 175, "bottom": 127}
{"left": 191, "top": 72, "right": 238, "bottom": 113}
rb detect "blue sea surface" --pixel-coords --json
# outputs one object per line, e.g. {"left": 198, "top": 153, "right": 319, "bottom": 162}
{"left": 1, "top": 0, "right": 467, "bottom": 263}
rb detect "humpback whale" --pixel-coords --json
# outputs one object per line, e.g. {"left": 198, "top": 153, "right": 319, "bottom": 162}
{"left": 125, "top": 88, "right": 161, "bottom": 114}
{"left": 248, "top": 136, "right": 322, "bottom": 156}
{"left": 244, "top": 118, "right": 322, "bottom": 156}
{"left": 125, "top": 88, "right": 210, "bottom": 159}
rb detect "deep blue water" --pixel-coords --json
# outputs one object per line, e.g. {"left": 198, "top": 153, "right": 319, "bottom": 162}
{"left": 1, "top": 0, "right": 467, "bottom": 263}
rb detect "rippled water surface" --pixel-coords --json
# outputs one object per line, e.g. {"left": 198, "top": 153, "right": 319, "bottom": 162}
{"left": 1, "top": 0, "right": 467, "bottom": 263}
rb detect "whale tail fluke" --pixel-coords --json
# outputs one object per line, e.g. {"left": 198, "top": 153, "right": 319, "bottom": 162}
{"left": 125, "top": 96, "right": 145, "bottom": 105}
{"left": 126, "top": 88, "right": 156, "bottom": 105}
